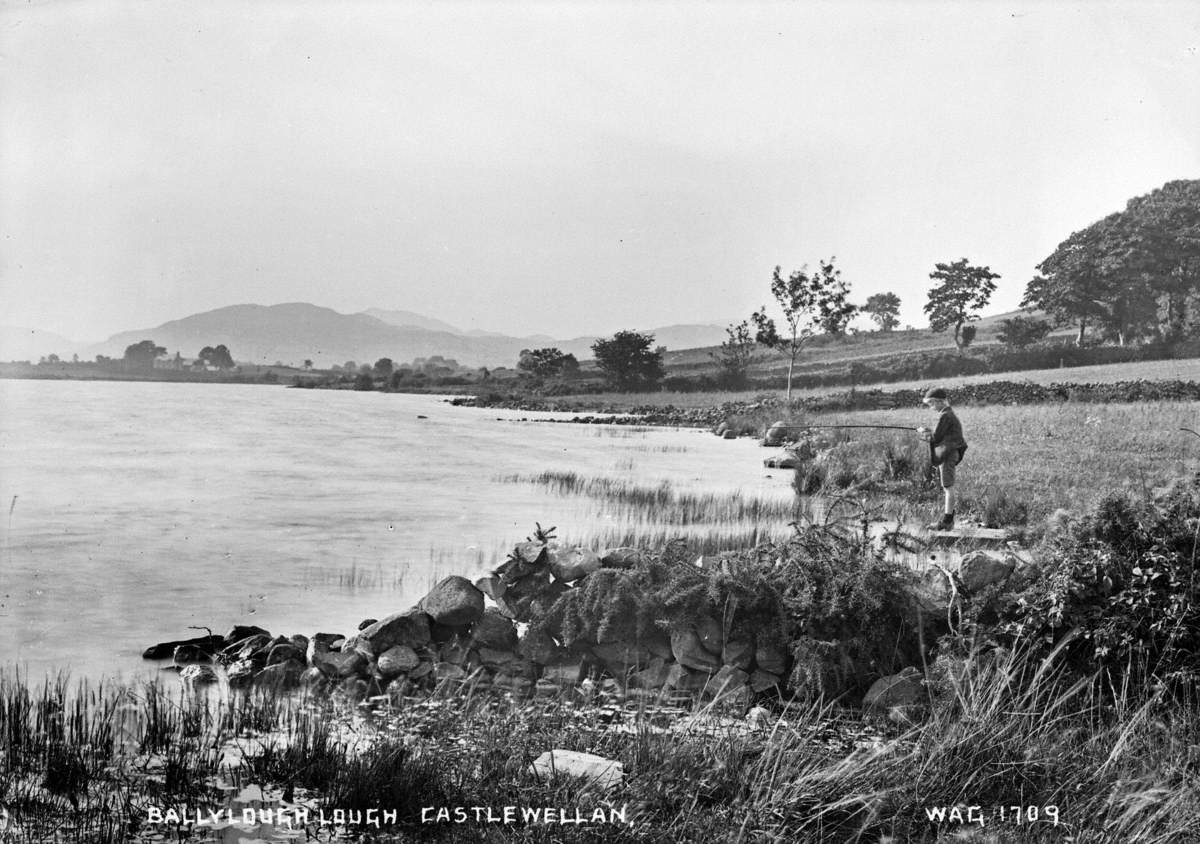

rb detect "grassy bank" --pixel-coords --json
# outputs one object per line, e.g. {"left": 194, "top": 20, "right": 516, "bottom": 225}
{"left": 2, "top": 647, "right": 1197, "bottom": 842}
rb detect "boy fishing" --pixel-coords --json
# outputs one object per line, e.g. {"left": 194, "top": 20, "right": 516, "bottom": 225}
{"left": 916, "top": 387, "right": 967, "bottom": 530}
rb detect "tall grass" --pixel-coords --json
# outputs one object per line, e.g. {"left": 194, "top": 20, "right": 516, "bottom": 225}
{"left": 500, "top": 471, "right": 799, "bottom": 526}
{"left": 3, "top": 645, "right": 1198, "bottom": 842}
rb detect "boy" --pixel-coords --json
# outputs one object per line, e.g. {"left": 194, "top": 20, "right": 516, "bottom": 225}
{"left": 916, "top": 387, "right": 967, "bottom": 530}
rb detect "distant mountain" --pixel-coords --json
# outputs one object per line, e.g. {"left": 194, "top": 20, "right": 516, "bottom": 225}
{"left": 361, "top": 308, "right": 464, "bottom": 335}
{"left": 0, "top": 325, "right": 83, "bottom": 362}
{"left": 76, "top": 304, "right": 732, "bottom": 369}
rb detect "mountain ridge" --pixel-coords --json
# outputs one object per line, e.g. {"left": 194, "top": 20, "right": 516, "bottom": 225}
{"left": 75, "top": 303, "right": 733, "bottom": 369}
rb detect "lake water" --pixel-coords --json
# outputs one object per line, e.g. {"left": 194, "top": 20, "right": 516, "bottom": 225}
{"left": 0, "top": 380, "right": 794, "bottom": 680}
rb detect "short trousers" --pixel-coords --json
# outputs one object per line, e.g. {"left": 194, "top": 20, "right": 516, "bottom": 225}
{"left": 938, "top": 458, "right": 956, "bottom": 489}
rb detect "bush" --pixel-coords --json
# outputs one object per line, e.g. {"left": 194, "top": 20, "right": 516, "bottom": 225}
{"left": 1000, "top": 485, "right": 1200, "bottom": 686}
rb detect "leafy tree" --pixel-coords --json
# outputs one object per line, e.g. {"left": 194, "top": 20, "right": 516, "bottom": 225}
{"left": 374, "top": 357, "right": 394, "bottom": 379}
{"left": 303, "top": 359, "right": 313, "bottom": 371}
{"left": 810, "top": 258, "right": 858, "bottom": 335}
{"left": 863, "top": 292, "right": 901, "bottom": 331}
{"left": 198, "top": 344, "right": 235, "bottom": 369}
{"left": 353, "top": 372, "right": 375, "bottom": 391}
{"left": 709, "top": 320, "right": 758, "bottom": 389}
{"left": 1025, "top": 180, "right": 1200, "bottom": 345}
{"left": 517, "top": 347, "right": 579, "bottom": 378}
{"left": 591, "top": 330, "right": 665, "bottom": 391}
{"left": 123, "top": 340, "right": 166, "bottom": 369}
{"left": 343, "top": 360, "right": 357, "bottom": 373}
{"left": 924, "top": 258, "right": 1000, "bottom": 352}
{"left": 751, "top": 263, "right": 827, "bottom": 401}
{"left": 997, "top": 316, "right": 1052, "bottom": 349}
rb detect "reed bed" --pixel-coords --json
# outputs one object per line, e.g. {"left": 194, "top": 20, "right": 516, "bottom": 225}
{"left": 498, "top": 471, "right": 799, "bottom": 527}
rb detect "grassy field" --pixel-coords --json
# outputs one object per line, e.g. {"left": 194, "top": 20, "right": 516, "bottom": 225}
{"left": 756, "top": 400, "right": 1198, "bottom": 527}
{"left": 549, "top": 357, "right": 1200, "bottom": 410}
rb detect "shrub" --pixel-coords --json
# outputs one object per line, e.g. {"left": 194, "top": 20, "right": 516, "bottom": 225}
{"left": 1000, "top": 486, "right": 1200, "bottom": 686}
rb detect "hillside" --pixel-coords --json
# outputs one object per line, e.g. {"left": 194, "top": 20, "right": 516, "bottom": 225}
{"left": 663, "top": 309, "right": 1075, "bottom": 375}
{"left": 79, "top": 304, "right": 731, "bottom": 369}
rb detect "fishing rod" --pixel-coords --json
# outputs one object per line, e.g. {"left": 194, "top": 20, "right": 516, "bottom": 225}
{"left": 771, "top": 424, "right": 920, "bottom": 432}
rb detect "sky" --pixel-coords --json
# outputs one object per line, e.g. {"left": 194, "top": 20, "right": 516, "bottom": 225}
{"left": 1, "top": 1, "right": 1198, "bottom": 343}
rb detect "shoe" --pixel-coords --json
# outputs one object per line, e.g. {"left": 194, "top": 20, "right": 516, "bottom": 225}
{"left": 928, "top": 512, "right": 955, "bottom": 531}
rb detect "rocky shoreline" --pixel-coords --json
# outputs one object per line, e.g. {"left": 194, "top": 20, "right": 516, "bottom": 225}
{"left": 146, "top": 528, "right": 1035, "bottom": 723}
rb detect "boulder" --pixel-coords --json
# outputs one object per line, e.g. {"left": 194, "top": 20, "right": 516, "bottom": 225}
{"left": 179, "top": 664, "right": 218, "bottom": 686}
{"left": 863, "top": 667, "right": 925, "bottom": 712}
{"left": 695, "top": 615, "right": 725, "bottom": 653}
{"left": 513, "top": 541, "right": 548, "bottom": 566}
{"left": 376, "top": 645, "right": 421, "bottom": 679}
{"left": 665, "top": 663, "right": 713, "bottom": 692}
{"left": 474, "top": 576, "right": 506, "bottom": 601}
{"left": 265, "top": 642, "right": 306, "bottom": 666}
{"left": 750, "top": 669, "right": 782, "bottom": 693}
{"left": 540, "top": 661, "right": 584, "bottom": 686}
{"left": 958, "top": 551, "right": 1017, "bottom": 594}
{"left": 530, "top": 750, "right": 623, "bottom": 793}
{"left": 143, "top": 634, "right": 224, "bottom": 661}
{"left": 433, "top": 662, "right": 467, "bottom": 682}
{"left": 226, "top": 660, "right": 256, "bottom": 687}
{"left": 631, "top": 657, "right": 672, "bottom": 689}
{"left": 225, "top": 624, "right": 270, "bottom": 644}
{"left": 641, "top": 629, "right": 674, "bottom": 661}
{"left": 704, "top": 665, "right": 750, "bottom": 701}
{"left": 762, "top": 421, "right": 790, "bottom": 447}
{"left": 173, "top": 644, "right": 212, "bottom": 666}
{"left": 476, "top": 647, "right": 518, "bottom": 670}
{"left": 358, "top": 610, "right": 432, "bottom": 653}
{"left": 311, "top": 649, "right": 368, "bottom": 679}
{"left": 671, "top": 629, "right": 722, "bottom": 671}
{"left": 470, "top": 608, "right": 518, "bottom": 650}
{"left": 228, "top": 633, "right": 273, "bottom": 663}
{"left": 599, "top": 547, "right": 642, "bottom": 569}
{"left": 722, "top": 636, "right": 754, "bottom": 670}
{"left": 307, "top": 633, "right": 346, "bottom": 662}
{"left": 419, "top": 576, "right": 485, "bottom": 627}
{"left": 256, "top": 661, "right": 304, "bottom": 689}
{"left": 755, "top": 642, "right": 788, "bottom": 675}
{"left": 547, "top": 546, "right": 602, "bottom": 583}
{"left": 439, "top": 640, "right": 472, "bottom": 666}
{"left": 592, "top": 642, "right": 651, "bottom": 669}
{"left": 357, "top": 618, "right": 378, "bottom": 631}
{"left": 517, "top": 629, "right": 563, "bottom": 665}
{"left": 722, "top": 430, "right": 737, "bottom": 440}
{"left": 408, "top": 660, "right": 434, "bottom": 680}
{"left": 911, "top": 567, "right": 957, "bottom": 614}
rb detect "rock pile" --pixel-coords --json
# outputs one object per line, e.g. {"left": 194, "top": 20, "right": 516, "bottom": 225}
{"left": 144, "top": 539, "right": 788, "bottom": 708}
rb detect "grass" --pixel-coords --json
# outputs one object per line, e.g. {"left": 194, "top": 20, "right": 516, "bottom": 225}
{"left": 2, "top": 645, "right": 1198, "bottom": 842}
{"left": 784, "top": 401, "right": 1198, "bottom": 527}
{"left": 544, "top": 357, "right": 1200, "bottom": 410}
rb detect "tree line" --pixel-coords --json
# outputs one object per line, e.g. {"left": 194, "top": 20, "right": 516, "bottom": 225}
{"left": 517, "top": 178, "right": 1197, "bottom": 397}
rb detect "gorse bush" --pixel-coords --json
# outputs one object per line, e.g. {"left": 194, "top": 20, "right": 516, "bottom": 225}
{"left": 1001, "top": 483, "right": 1200, "bottom": 686}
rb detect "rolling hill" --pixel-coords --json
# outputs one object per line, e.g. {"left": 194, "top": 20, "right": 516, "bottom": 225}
{"left": 80, "top": 303, "right": 731, "bottom": 369}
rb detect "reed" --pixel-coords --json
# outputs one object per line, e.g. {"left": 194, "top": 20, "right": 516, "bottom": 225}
{"left": 2, "top": 649, "right": 1197, "bottom": 842}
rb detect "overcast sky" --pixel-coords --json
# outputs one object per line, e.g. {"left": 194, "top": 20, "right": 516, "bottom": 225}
{"left": 1, "top": 1, "right": 1197, "bottom": 343}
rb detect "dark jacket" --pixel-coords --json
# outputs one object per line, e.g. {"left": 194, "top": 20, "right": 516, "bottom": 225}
{"left": 930, "top": 407, "right": 967, "bottom": 466}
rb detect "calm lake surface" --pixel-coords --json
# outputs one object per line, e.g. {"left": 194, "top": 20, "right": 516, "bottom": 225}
{"left": 0, "top": 380, "right": 793, "bottom": 680}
